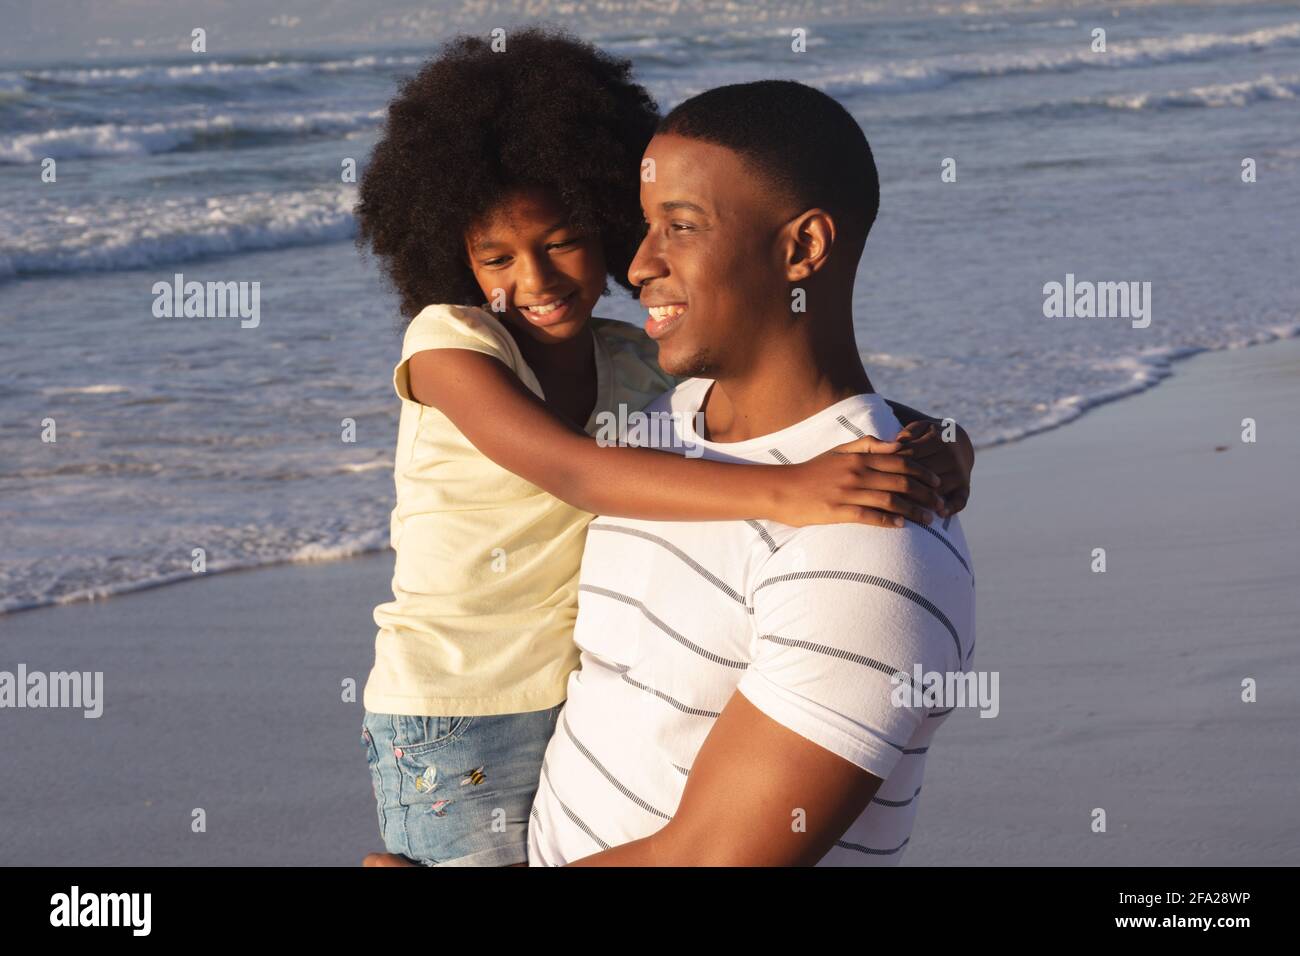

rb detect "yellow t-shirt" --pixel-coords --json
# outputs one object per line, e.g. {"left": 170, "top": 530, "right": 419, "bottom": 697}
{"left": 365, "top": 303, "right": 677, "bottom": 717}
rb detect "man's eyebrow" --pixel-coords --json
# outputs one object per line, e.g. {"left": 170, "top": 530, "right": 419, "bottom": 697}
{"left": 661, "top": 200, "right": 707, "bottom": 215}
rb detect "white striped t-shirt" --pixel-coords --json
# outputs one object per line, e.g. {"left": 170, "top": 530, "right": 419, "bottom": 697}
{"left": 527, "top": 378, "right": 976, "bottom": 866}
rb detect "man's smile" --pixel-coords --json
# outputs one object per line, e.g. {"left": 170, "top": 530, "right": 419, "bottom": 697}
{"left": 644, "top": 300, "right": 688, "bottom": 340}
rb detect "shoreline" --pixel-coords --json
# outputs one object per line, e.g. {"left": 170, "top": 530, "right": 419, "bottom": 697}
{"left": 1, "top": 335, "right": 1296, "bottom": 864}
{"left": 974, "top": 325, "right": 1300, "bottom": 450}
{"left": 908, "top": 335, "right": 1300, "bottom": 865}
{"left": 6, "top": 329, "right": 1298, "bottom": 619}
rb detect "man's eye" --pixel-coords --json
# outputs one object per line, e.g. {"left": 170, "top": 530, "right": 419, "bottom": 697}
{"left": 670, "top": 221, "right": 695, "bottom": 232}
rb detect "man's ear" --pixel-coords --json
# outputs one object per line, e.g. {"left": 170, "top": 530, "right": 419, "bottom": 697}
{"left": 784, "top": 209, "right": 836, "bottom": 282}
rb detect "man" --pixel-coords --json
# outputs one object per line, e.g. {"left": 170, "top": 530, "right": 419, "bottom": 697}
{"left": 527, "top": 80, "right": 976, "bottom": 866}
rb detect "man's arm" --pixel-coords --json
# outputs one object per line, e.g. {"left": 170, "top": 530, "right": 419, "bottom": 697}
{"left": 567, "top": 689, "right": 883, "bottom": 866}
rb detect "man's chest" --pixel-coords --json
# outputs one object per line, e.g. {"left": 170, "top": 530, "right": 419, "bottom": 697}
{"left": 573, "top": 517, "right": 789, "bottom": 705}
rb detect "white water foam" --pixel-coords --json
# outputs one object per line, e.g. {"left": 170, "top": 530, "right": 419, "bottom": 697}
{"left": 977, "top": 323, "right": 1300, "bottom": 449}
{"left": 8, "top": 53, "right": 424, "bottom": 90}
{"left": 0, "top": 528, "right": 391, "bottom": 616}
{"left": 0, "top": 187, "right": 358, "bottom": 277}
{"left": 0, "top": 109, "right": 382, "bottom": 163}
{"left": 1101, "top": 73, "right": 1300, "bottom": 110}
{"left": 819, "top": 21, "right": 1300, "bottom": 98}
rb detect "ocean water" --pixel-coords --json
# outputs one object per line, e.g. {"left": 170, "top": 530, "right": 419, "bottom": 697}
{"left": 2, "top": 1, "right": 1298, "bottom": 612}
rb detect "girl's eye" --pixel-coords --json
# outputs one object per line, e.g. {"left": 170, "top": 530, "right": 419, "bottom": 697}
{"left": 482, "top": 257, "right": 509, "bottom": 267}
{"left": 547, "top": 237, "right": 582, "bottom": 250}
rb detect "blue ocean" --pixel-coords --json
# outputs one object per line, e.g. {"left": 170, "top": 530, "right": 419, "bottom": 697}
{"left": 2, "top": 1, "right": 1297, "bottom": 612}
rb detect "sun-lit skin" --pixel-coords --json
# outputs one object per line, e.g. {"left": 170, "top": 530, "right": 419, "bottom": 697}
{"left": 358, "top": 129, "right": 978, "bottom": 870}
{"left": 629, "top": 134, "right": 797, "bottom": 380}
{"left": 629, "top": 132, "right": 874, "bottom": 443}
{"left": 461, "top": 187, "right": 613, "bottom": 426}
{"left": 464, "top": 187, "right": 608, "bottom": 352}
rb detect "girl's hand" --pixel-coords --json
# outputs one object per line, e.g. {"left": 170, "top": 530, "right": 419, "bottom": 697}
{"left": 771, "top": 436, "right": 944, "bottom": 529}
{"left": 891, "top": 420, "right": 974, "bottom": 518}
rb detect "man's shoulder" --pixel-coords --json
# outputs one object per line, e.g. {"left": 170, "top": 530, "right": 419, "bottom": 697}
{"left": 751, "top": 516, "right": 975, "bottom": 670}
{"left": 820, "top": 393, "right": 904, "bottom": 450}
{"left": 759, "top": 516, "right": 974, "bottom": 599}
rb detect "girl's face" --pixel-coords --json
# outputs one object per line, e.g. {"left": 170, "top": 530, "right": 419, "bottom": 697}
{"left": 464, "top": 188, "right": 607, "bottom": 347}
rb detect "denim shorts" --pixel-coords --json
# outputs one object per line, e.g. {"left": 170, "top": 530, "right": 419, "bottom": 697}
{"left": 361, "top": 704, "right": 563, "bottom": 867}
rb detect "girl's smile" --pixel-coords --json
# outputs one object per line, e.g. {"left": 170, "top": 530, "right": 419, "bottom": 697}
{"left": 464, "top": 187, "right": 608, "bottom": 348}
{"left": 517, "top": 290, "right": 579, "bottom": 327}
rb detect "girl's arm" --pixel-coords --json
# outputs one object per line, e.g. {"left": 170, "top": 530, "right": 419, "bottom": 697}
{"left": 408, "top": 348, "right": 944, "bottom": 528}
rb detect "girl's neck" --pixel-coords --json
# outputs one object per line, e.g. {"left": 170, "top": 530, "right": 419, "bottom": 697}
{"left": 509, "top": 321, "right": 596, "bottom": 379}
{"left": 505, "top": 320, "right": 599, "bottom": 430}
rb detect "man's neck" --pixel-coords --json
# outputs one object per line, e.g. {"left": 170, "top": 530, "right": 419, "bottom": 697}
{"left": 701, "top": 315, "right": 873, "bottom": 444}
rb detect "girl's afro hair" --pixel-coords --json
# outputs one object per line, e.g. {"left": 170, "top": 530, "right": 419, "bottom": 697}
{"left": 355, "top": 26, "right": 660, "bottom": 320}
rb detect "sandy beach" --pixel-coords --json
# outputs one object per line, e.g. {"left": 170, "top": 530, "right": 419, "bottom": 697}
{"left": 909, "top": 337, "right": 1300, "bottom": 866}
{"left": 1, "top": 338, "right": 1297, "bottom": 866}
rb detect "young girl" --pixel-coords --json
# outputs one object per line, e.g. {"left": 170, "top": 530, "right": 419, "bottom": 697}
{"left": 353, "top": 27, "right": 974, "bottom": 867}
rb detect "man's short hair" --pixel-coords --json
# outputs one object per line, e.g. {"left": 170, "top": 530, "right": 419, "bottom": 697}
{"left": 658, "top": 80, "right": 879, "bottom": 243}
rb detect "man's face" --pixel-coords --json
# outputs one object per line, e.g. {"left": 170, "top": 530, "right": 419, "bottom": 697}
{"left": 629, "top": 133, "right": 797, "bottom": 378}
